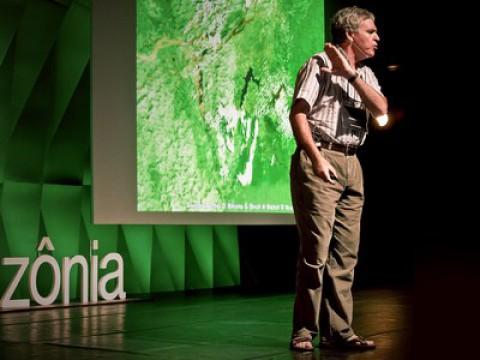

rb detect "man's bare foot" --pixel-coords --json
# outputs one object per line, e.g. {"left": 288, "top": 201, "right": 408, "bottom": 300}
{"left": 290, "top": 336, "right": 314, "bottom": 352}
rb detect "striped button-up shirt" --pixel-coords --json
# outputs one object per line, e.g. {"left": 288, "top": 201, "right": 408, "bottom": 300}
{"left": 292, "top": 51, "right": 383, "bottom": 146}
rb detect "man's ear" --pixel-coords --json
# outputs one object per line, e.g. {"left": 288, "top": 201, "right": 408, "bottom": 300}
{"left": 345, "top": 31, "right": 354, "bottom": 43}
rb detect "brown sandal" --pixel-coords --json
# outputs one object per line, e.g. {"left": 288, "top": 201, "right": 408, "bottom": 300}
{"left": 336, "top": 335, "right": 376, "bottom": 350}
{"left": 289, "top": 336, "right": 314, "bottom": 352}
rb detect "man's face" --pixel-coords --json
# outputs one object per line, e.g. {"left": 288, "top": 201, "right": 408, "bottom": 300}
{"left": 352, "top": 18, "right": 380, "bottom": 60}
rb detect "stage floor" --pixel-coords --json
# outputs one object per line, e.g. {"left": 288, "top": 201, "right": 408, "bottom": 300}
{"left": 0, "top": 288, "right": 412, "bottom": 359}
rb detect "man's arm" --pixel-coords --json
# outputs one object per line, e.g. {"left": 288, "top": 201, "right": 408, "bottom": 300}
{"left": 323, "top": 43, "right": 388, "bottom": 117}
{"left": 349, "top": 75, "right": 388, "bottom": 117}
{"left": 289, "top": 99, "right": 337, "bottom": 183}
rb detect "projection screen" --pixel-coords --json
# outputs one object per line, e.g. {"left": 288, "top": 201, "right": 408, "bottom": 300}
{"left": 92, "top": 0, "right": 324, "bottom": 224}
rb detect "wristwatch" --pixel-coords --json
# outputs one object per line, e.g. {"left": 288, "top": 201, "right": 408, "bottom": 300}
{"left": 347, "top": 72, "right": 359, "bottom": 83}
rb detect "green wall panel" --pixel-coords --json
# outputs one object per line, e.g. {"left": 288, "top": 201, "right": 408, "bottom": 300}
{"left": 43, "top": 67, "right": 90, "bottom": 184}
{"left": 1, "top": 181, "right": 42, "bottom": 258}
{"left": 0, "top": 0, "right": 25, "bottom": 66}
{"left": 0, "top": 23, "right": 15, "bottom": 183}
{"left": 0, "top": 181, "right": 42, "bottom": 299}
{"left": 151, "top": 226, "right": 186, "bottom": 292}
{"left": 45, "top": 1, "right": 90, "bottom": 145}
{"left": 80, "top": 187, "right": 119, "bottom": 257}
{"left": 80, "top": 186, "right": 119, "bottom": 293}
{"left": 120, "top": 225, "right": 153, "bottom": 295}
{"left": 185, "top": 226, "right": 214, "bottom": 290}
{"left": 0, "top": 0, "right": 25, "bottom": 183}
{"left": 213, "top": 225, "right": 240, "bottom": 287}
{"left": 10, "top": 0, "right": 65, "bottom": 123}
{"left": 41, "top": 184, "right": 83, "bottom": 298}
{"left": 0, "top": 0, "right": 240, "bottom": 306}
{"left": 0, "top": 184, "right": 10, "bottom": 298}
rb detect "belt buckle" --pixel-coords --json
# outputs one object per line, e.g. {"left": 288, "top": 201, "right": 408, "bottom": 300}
{"left": 325, "top": 142, "right": 333, "bottom": 150}
{"left": 345, "top": 143, "right": 356, "bottom": 156}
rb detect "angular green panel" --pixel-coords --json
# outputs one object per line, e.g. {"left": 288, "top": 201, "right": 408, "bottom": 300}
{"left": 0, "top": 181, "right": 42, "bottom": 299}
{"left": 3, "top": 87, "right": 51, "bottom": 182}
{"left": 213, "top": 225, "right": 240, "bottom": 287}
{"left": 151, "top": 225, "right": 186, "bottom": 292}
{"left": 3, "top": 0, "right": 78, "bottom": 183}
{"left": 120, "top": 225, "right": 153, "bottom": 295}
{"left": 82, "top": 148, "right": 91, "bottom": 186}
{"left": 0, "top": 0, "right": 25, "bottom": 66}
{"left": 41, "top": 184, "right": 83, "bottom": 254}
{"left": 0, "top": 27, "right": 15, "bottom": 184}
{"left": 80, "top": 186, "right": 119, "bottom": 293}
{"left": 41, "top": 184, "right": 83, "bottom": 298}
{"left": 0, "top": 184, "right": 6, "bottom": 251}
{"left": 4, "top": 62, "right": 55, "bottom": 182}
{"left": 42, "top": 0, "right": 91, "bottom": 185}
{"left": 80, "top": 186, "right": 118, "bottom": 256}
{"left": 185, "top": 226, "right": 214, "bottom": 290}
{"left": 43, "top": 64, "right": 90, "bottom": 184}
{"left": 33, "top": 212, "right": 53, "bottom": 297}
{"left": 0, "top": 0, "right": 25, "bottom": 183}
{"left": 0, "top": 184, "right": 10, "bottom": 296}
{"left": 1, "top": 181, "right": 42, "bottom": 256}
{"left": 9, "top": 0, "right": 65, "bottom": 122}
{"left": 44, "top": 1, "right": 90, "bottom": 146}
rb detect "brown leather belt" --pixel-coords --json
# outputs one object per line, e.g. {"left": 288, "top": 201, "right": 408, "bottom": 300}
{"left": 319, "top": 141, "right": 358, "bottom": 156}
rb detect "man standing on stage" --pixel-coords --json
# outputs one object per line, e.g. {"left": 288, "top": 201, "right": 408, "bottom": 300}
{"left": 288, "top": 6, "right": 388, "bottom": 352}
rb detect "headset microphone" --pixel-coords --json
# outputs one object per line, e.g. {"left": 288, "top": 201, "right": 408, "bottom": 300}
{"left": 352, "top": 41, "right": 371, "bottom": 58}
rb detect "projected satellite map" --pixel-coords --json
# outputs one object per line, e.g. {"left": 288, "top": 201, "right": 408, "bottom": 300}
{"left": 137, "top": 0, "right": 324, "bottom": 212}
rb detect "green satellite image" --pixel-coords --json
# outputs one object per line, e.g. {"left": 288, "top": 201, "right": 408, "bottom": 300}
{"left": 137, "top": 0, "right": 324, "bottom": 212}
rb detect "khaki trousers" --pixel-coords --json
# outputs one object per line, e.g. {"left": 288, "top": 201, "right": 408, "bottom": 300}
{"left": 290, "top": 147, "right": 364, "bottom": 340}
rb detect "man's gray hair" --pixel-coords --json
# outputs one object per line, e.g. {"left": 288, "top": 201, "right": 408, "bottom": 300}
{"left": 331, "top": 6, "right": 375, "bottom": 44}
